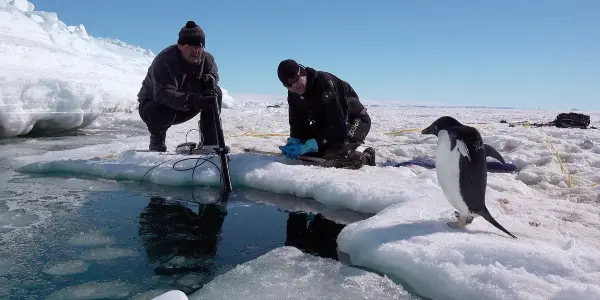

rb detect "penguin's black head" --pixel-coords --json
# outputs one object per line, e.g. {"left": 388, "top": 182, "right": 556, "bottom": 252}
{"left": 421, "top": 116, "right": 462, "bottom": 136}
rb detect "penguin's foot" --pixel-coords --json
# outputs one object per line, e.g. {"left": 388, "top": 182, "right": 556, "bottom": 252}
{"left": 465, "top": 215, "right": 474, "bottom": 224}
{"left": 448, "top": 213, "right": 474, "bottom": 228}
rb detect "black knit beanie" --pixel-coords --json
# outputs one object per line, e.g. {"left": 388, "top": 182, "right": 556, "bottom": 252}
{"left": 277, "top": 59, "right": 303, "bottom": 84}
{"left": 178, "top": 21, "right": 205, "bottom": 47}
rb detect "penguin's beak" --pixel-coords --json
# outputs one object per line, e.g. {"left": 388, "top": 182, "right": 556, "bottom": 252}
{"left": 421, "top": 126, "right": 433, "bottom": 135}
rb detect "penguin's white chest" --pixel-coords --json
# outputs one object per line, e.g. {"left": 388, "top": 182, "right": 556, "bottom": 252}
{"left": 435, "top": 130, "right": 470, "bottom": 215}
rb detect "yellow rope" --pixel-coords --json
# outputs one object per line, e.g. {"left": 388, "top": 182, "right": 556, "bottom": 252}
{"left": 545, "top": 134, "right": 573, "bottom": 188}
{"left": 383, "top": 123, "right": 496, "bottom": 136}
{"left": 384, "top": 128, "right": 422, "bottom": 135}
{"left": 228, "top": 131, "right": 288, "bottom": 138}
{"left": 244, "top": 133, "right": 288, "bottom": 137}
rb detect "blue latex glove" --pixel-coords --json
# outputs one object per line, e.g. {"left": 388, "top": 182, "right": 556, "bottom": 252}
{"left": 279, "top": 138, "right": 318, "bottom": 159}
{"left": 280, "top": 143, "right": 302, "bottom": 159}
{"left": 285, "top": 137, "right": 303, "bottom": 145}
{"left": 279, "top": 137, "right": 302, "bottom": 158}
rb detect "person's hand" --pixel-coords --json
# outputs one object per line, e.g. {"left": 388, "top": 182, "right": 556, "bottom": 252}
{"left": 201, "top": 74, "right": 216, "bottom": 89}
{"left": 187, "top": 93, "right": 213, "bottom": 111}
{"left": 187, "top": 73, "right": 216, "bottom": 94}
{"left": 279, "top": 143, "right": 301, "bottom": 159}
{"left": 279, "top": 138, "right": 318, "bottom": 159}
{"left": 279, "top": 137, "right": 301, "bottom": 158}
{"left": 196, "top": 74, "right": 218, "bottom": 101}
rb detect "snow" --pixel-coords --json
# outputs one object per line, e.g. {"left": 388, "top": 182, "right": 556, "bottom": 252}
{"left": 2, "top": 0, "right": 600, "bottom": 299}
{"left": 153, "top": 290, "right": 188, "bottom": 300}
{"left": 187, "top": 246, "right": 415, "bottom": 300}
{"left": 0, "top": 0, "right": 233, "bottom": 137}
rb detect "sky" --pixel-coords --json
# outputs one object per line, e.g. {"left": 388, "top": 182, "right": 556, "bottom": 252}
{"left": 29, "top": 0, "right": 600, "bottom": 110}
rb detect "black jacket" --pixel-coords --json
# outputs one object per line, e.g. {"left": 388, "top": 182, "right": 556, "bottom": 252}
{"left": 137, "top": 45, "right": 219, "bottom": 111}
{"left": 287, "top": 67, "right": 367, "bottom": 150}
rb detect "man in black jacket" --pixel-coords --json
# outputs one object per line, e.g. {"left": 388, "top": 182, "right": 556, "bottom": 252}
{"left": 277, "top": 59, "right": 375, "bottom": 166}
{"left": 137, "top": 21, "right": 223, "bottom": 152}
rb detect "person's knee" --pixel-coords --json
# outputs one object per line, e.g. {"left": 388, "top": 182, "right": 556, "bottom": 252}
{"left": 141, "top": 101, "right": 176, "bottom": 130}
{"left": 345, "top": 116, "right": 370, "bottom": 145}
{"left": 359, "top": 114, "right": 371, "bottom": 136}
{"left": 361, "top": 113, "right": 371, "bottom": 129}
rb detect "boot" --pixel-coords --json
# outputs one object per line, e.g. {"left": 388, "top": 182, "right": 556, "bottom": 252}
{"left": 362, "top": 147, "right": 376, "bottom": 166}
{"left": 149, "top": 130, "right": 167, "bottom": 152}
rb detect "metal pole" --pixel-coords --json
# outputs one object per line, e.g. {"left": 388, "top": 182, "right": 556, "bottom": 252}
{"left": 207, "top": 76, "right": 232, "bottom": 194}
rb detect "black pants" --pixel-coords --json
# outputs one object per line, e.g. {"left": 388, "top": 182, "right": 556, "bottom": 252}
{"left": 139, "top": 86, "right": 223, "bottom": 145}
{"left": 344, "top": 112, "right": 371, "bottom": 151}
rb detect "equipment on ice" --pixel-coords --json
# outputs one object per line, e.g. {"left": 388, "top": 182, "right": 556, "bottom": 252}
{"left": 174, "top": 75, "right": 232, "bottom": 194}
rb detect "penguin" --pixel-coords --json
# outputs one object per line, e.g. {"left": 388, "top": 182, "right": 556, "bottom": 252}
{"left": 421, "top": 116, "right": 517, "bottom": 239}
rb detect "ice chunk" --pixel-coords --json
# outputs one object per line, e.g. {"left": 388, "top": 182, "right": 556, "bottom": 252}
{"left": 45, "top": 280, "right": 136, "bottom": 300}
{"left": 8, "top": 0, "right": 29, "bottom": 11}
{"left": 42, "top": 260, "right": 89, "bottom": 276}
{"left": 152, "top": 290, "right": 188, "bottom": 300}
{"left": 189, "top": 246, "right": 415, "bottom": 300}
{"left": 69, "top": 231, "right": 115, "bottom": 246}
{"left": 337, "top": 201, "right": 600, "bottom": 300}
{"left": 132, "top": 289, "right": 181, "bottom": 300}
{"left": 80, "top": 247, "right": 139, "bottom": 261}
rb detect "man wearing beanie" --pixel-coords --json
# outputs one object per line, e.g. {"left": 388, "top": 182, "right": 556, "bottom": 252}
{"left": 276, "top": 59, "right": 376, "bottom": 167}
{"left": 137, "top": 20, "right": 223, "bottom": 153}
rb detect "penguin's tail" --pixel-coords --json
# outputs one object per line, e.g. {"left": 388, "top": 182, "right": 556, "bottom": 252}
{"left": 479, "top": 209, "right": 517, "bottom": 239}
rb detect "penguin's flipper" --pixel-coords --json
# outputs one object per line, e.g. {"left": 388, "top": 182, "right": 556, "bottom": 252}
{"left": 448, "top": 131, "right": 471, "bottom": 161}
{"left": 457, "top": 140, "right": 471, "bottom": 161}
{"left": 484, "top": 144, "right": 506, "bottom": 164}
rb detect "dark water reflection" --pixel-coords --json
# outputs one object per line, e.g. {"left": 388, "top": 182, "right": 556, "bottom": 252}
{"left": 139, "top": 196, "right": 229, "bottom": 277}
{"left": 2, "top": 184, "right": 371, "bottom": 299}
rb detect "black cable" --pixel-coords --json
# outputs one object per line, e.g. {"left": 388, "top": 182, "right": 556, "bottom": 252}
{"left": 172, "top": 155, "right": 222, "bottom": 185}
{"left": 140, "top": 115, "right": 232, "bottom": 194}
{"left": 185, "top": 128, "right": 202, "bottom": 146}
{"left": 140, "top": 127, "right": 222, "bottom": 186}
{"left": 140, "top": 154, "right": 223, "bottom": 186}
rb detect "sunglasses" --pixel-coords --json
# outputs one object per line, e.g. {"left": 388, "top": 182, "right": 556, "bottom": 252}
{"left": 284, "top": 75, "right": 300, "bottom": 88}
{"left": 283, "top": 65, "right": 305, "bottom": 88}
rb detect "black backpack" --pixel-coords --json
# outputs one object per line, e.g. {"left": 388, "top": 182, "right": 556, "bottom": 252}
{"left": 552, "top": 113, "right": 591, "bottom": 129}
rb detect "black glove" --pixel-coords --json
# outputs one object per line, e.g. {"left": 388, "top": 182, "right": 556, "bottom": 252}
{"left": 201, "top": 74, "right": 216, "bottom": 90}
{"left": 186, "top": 73, "right": 216, "bottom": 94}
{"left": 185, "top": 74, "right": 218, "bottom": 111}
{"left": 186, "top": 92, "right": 214, "bottom": 111}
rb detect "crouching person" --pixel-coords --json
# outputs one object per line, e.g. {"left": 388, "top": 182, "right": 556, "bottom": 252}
{"left": 276, "top": 59, "right": 376, "bottom": 167}
{"left": 137, "top": 20, "right": 223, "bottom": 153}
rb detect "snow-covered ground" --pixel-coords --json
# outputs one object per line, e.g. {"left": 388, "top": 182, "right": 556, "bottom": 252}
{"left": 2, "top": 0, "right": 600, "bottom": 299}
{"left": 12, "top": 105, "right": 600, "bottom": 299}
